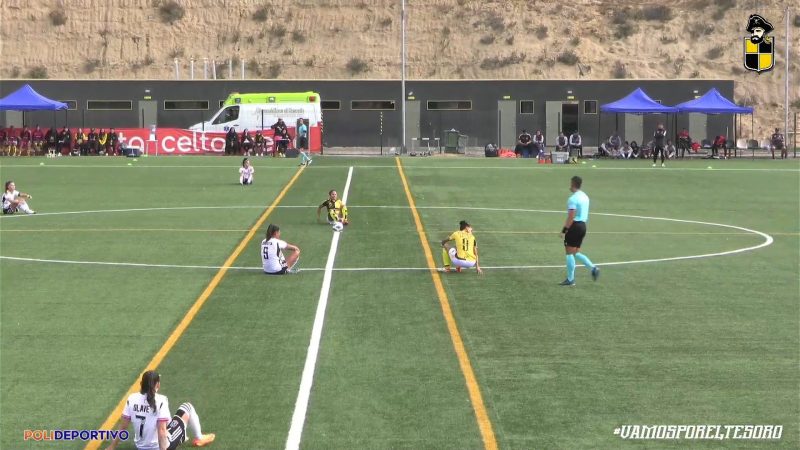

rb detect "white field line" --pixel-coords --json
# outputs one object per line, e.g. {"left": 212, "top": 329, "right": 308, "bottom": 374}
{"left": 284, "top": 166, "right": 353, "bottom": 450}
{"left": 0, "top": 207, "right": 775, "bottom": 270}
{"left": 1, "top": 163, "right": 797, "bottom": 172}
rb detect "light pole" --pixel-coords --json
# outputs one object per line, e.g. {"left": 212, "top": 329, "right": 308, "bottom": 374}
{"left": 401, "top": 0, "right": 406, "bottom": 154}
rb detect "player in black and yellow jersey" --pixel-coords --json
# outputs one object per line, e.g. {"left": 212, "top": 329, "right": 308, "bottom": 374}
{"left": 441, "top": 220, "right": 482, "bottom": 274}
{"left": 316, "top": 189, "right": 349, "bottom": 225}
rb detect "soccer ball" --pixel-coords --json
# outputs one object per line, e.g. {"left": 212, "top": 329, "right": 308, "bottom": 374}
{"left": 332, "top": 222, "right": 344, "bottom": 232}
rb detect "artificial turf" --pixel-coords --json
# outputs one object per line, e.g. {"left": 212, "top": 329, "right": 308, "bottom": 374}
{"left": 1, "top": 155, "right": 797, "bottom": 449}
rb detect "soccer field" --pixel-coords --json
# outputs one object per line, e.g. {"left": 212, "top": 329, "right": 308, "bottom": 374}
{"left": 1, "top": 156, "right": 798, "bottom": 449}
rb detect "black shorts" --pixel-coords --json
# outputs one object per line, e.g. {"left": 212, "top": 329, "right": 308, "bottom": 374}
{"left": 264, "top": 267, "right": 288, "bottom": 275}
{"left": 564, "top": 222, "right": 587, "bottom": 248}
{"left": 166, "top": 415, "right": 186, "bottom": 449}
{"left": 2, "top": 206, "right": 15, "bottom": 215}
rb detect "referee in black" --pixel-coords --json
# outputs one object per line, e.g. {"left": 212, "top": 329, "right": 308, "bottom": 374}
{"left": 652, "top": 123, "right": 667, "bottom": 167}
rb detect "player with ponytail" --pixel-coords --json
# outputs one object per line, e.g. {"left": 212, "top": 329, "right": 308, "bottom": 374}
{"left": 107, "top": 371, "right": 215, "bottom": 449}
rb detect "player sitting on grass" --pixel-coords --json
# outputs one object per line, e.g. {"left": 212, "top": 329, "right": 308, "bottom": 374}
{"left": 441, "top": 220, "right": 482, "bottom": 274}
{"left": 239, "top": 158, "right": 254, "bottom": 185}
{"left": 261, "top": 224, "right": 301, "bottom": 275}
{"left": 317, "top": 190, "right": 349, "bottom": 225}
{"left": 2, "top": 181, "right": 35, "bottom": 215}
{"left": 107, "top": 370, "right": 215, "bottom": 450}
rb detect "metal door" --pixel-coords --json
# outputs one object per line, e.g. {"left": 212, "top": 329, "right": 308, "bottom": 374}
{"left": 689, "top": 113, "right": 707, "bottom": 142}
{"left": 138, "top": 100, "right": 157, "bottom": 127}
{"left": 405, "top": 100, "right": 420, "bottom": 153}
{"left": 545, "top": 101, "right": 562, "bottom": 146}
{"left": 497, "top": 100, "right": 516, "bottom": 148}
{"left": 624, "top": 113, "right": 643, "bottom": 145}
{"left": 2, "top": 111, "right": 22, "bottom": 127}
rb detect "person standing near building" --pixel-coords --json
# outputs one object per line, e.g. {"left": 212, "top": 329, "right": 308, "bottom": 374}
{"left": 297, "top": 118, "right": 308, "bottom": 150}
{"left": 652, "top": 123, "right": 667, "bottom": 167}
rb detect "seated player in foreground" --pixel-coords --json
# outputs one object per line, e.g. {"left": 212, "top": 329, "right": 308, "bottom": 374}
{"left": 239, "top": 158, "right": 255, "bottom": 185}
{"left": 560, "top": 176, "right": 599, "bottom": 286}
{"left": 106, "top": 370, "right": 215, "bottom": 450}
{"left": 2, "top": 181, "right": 35, "bottom": 214}
{"left": 261, "top": 224, "right": 301, "bottom": 275}
{"left": 317, "top": 190, "right": 349, "bottom": 225}
{"left": 441, "top": 220, "right": 482, "bottom": 274}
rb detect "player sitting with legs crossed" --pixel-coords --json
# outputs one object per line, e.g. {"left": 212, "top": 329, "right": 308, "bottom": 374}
{"left": 441, "top": 220, "right": 482, "bottom": 274}
{"left": 261, "top": 224, "right": 301, "bottom": 275}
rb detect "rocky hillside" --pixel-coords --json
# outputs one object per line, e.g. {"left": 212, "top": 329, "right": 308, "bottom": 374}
{"left": 0, "top": 0, "right": 797, "bottom": 137}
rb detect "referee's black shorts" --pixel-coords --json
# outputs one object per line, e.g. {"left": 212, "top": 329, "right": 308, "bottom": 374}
{"left": 564, "top": 222, "right": 587, "bottom": 248}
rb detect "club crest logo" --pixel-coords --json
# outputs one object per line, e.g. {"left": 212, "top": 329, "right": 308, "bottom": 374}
{"left": 743, "top": 14, "right": 774, "bottom": 73}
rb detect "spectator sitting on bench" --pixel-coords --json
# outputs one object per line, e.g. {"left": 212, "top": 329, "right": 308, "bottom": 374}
{"left": 771, "top": 127, "right": 786, "bottom": 159}
{"left": 608, "top": 131, "right": 622, "bottom": 155}
{"left": 711, "top": 135, "right": 726, "bottom": 158}
{"left": 532, "top": 130, "right": 545, "bottom": 158}
{"left": 515, "top": 129, "right": 534, "bottom": 158}
{"left": 630, "top": 140, "right": 640, "bottom": 158}
{"left": 641, "top": 140, "right": 653, "bottom": 159}
{"left": 620, "top": 141, "right": 633, "bottom": 159}
{"left": 665, "top": 140, "right": 676, "bottom": 159}
{"left": 677, "top": 128, "right": 692, "bottom": 158}
{"left": 569, "top": 130, "right": 582, "bottom": 158}
{"left": 596, "top": 139, "right": 612, "bottom": 158}
{"left": 555, "top": 131, "right": 569, "bottom": 153}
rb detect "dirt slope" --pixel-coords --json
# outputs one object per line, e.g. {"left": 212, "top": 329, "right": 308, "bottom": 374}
{"left": 0, "top": 0, "right": 797, "bottom": 138}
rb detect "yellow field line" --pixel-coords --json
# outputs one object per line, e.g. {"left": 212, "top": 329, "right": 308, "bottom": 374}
{"left": 395, "top": 157, "right": 498, "bottom": 450}
{"left": 84, "top": 166, "right": 306, "bottom": 450}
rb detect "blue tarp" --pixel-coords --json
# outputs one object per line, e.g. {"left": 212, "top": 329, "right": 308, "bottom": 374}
{"left": 674, "top": 88, "right": 753, "bottom": 114}
{"left": 600, "top": 88, "right": 678, "bottom": 114}
{"left": 0, "top": 84, "right": 68, "bottom": 111}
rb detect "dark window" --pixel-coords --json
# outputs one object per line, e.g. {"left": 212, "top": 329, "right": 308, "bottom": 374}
{"left": 164, "top": 100, "right": 209, "bottom": 110}
{"left": 583, "top": 100, "right": 598, "bottom": 114}
{"left": 321, "top": 100, "right": 341, "bottom": 110}
{"left": 219, "top": 100, "right": 226, "bottom": 108}
{"left": 86, "top": 100, "right": 132, "bottom": 110}
{"left": 427, "top": 100, "right": 472, "bottom": 110}
{"left": 212, "top": 106, "right": 240, "bottom": 124}
{"left": 520, "top": 100, "right": 534, "bottom": 114}
{"left": 59, "top": 100, "right": 77, "bottom": 110}
{"left": 351, "top": 100, "right": 395, "bottom": 110}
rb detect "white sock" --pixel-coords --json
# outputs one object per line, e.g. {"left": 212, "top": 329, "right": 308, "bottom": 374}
{"left": 181, "top": 402, "right": 203, "bottom": 438}
{"left": 18, "top": 203, "right": 33, "bottom": 214}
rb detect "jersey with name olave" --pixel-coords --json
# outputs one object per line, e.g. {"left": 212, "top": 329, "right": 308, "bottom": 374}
{"left": 122, "top": 392, "right": 171, "bottom": 450}
{"left": 2, "top": 190, "right": 19, "bottom": 209}
{"left": 567, "top": 190, "right": 590, "bottom": 223}
{"left": 261, "top": 238, "right": 287, "bottom": 273}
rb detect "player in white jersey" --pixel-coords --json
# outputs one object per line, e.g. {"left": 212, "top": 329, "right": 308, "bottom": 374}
{"left": 261, "top": 224, "right": 301, "bottom": 275}
{"left": 2, "top": 180, "right": 35, "bottom": 214}
{"left": 107, "top": 371, "right": 215, "bottom": 450}
{"left": 238, "top": 158, "right": 255, "bottom": 185}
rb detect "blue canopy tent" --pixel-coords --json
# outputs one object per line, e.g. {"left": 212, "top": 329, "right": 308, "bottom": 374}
{"left": 600, "top": 88, "right": 679, "bottom": 114}
{"left": 674, "top": 88, "right": 754, "bottom": 157}
{"left": 598, "top": 88, "right": 678, "bottom": 152}
{"left": 0, "top": 84, "right": 68, "bottom": 128}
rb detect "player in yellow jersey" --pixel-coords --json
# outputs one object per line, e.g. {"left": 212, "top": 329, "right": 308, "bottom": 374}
{"left": 317, "top": 189, "right": 349, "bottom": 225}
{"left": 440, "top": 220, "right": 482, "bottom": 274}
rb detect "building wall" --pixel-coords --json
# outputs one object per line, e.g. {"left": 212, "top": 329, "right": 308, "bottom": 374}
{"left": 0, "top": 79, "right": 736, "bottom": 148}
